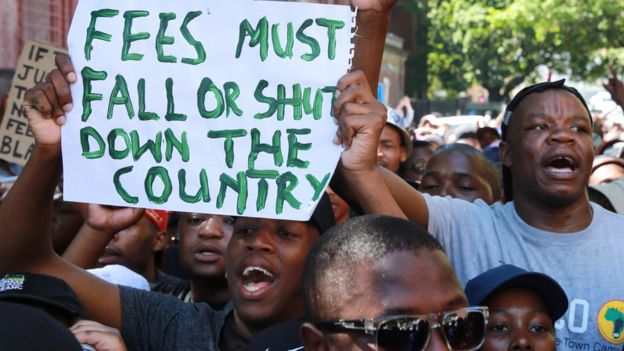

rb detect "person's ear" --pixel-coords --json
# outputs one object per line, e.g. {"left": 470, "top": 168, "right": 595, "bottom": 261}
{"left": 152, "top": 230, "right": 168, "bottom": 252}
{"left": 301, "top": 323, "right": 330, "bottom": 351}
{"left": 400, "top": 147, "right": 407, "bottom": 163}
{"left": 499, "top": 140, "right": 512, "bottom": 167}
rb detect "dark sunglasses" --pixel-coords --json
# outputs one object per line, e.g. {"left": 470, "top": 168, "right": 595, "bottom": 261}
{"left": 314, "top": 306, "right": 488, "bottom": 351}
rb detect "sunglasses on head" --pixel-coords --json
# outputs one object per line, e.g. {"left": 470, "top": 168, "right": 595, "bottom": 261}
{"left": 314, "top": 306, "right": 488, "bottom": 351}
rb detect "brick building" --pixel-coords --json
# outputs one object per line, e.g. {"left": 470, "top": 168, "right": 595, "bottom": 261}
{"left": 297, "top": 0, "right": 409, "bottom": 106}
{"left": 0, "top": 0, "right": 77, "bottom": 96}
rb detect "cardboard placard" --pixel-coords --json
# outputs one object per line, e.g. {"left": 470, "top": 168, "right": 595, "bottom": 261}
{"left": 0, "top": 41, "right": 67, "bottom": 165}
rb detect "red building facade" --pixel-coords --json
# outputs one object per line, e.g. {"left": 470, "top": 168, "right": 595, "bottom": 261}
{"left": 0, "top": 0, "right": 77, "bottom": 96}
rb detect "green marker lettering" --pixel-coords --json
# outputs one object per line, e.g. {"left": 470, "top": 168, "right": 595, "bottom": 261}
{"left": 80, "top": 126, "right": 105, "bottom": 159}
{"left": 156, "top": 12, "right": 177, "bottom": 63}
{"left": 322, "top": 86, "right": 338, "bottom": 117}
{"left": 246, "top": 169, "right": 279, "bottom": 212}
{"left": 137, "top": 78, "right": 159, "bottom": 120}
{"left": 217, "top": 172, "right": 248, "bottom": 215}
{"left": 122, "top": 10, "right": 150, "bottom": 61}
{"left": 315, "top": 18, "right": 344, "bottom": 60}
{"left": 113, "top": 166, "right": 139, "bottom": 204}
{"left": 179, "top": 169, "right": 210, "bottom": 203}
{"left": 286, "top": 128, "right": 311, "bottom": 168}
{"left": 197, "top": 77, "right": 224, "bottom": 119}
{"left": 305, "top": 173, "right": 330, "bottom": 201}
{"left": 271, "top": 23, "right": 294, "bottom": 59}
{"left": 224, "top": 82, "right": 243, "bottom": 117}
{"left": 303, "top": 87, "right": 323, "bottom": 120}
{"left": 107, "top": 128, "right": 131, "bottom": 160}
{"left": 145, "top": 166, "right": 172, "bottom": 204}
{"left": 180, "top": 11, "right": 206, "bottom": 65}
{"left": 276, "top": 172, "right": 301, "bottom": 213}
{"left": 253, "top": 80, "right": 276, "bottom": 119}
{"left": 296, "top": 19, "right": 320, "bottom": 61}
{"left": 107, "top": 74, "right": 135, "bottom": 119}
{"left": 277, "top": 83, "right": 302, "bottom": 121}
{"left": 164, "top": 128, "right": 189, "bottom": 162}
{"left": 131, "top": 130, "right": 162, "bottom": 162}
{"left": 207, "top": 129, "right": 247, "bottom": 168}
{"left": 85, "top": 9, "right": 119, "bottom": 60}
{"left": 81, "top": 67, "right": 107, "bottom": 122}
{"left": 248, "top": 128, "right": 283, "bottom": 169}
{"left": 165, "top": 78, "right": 186, "bottom": 121}
{"left": 235, "top": 17, "right": 269, "bottom": 61}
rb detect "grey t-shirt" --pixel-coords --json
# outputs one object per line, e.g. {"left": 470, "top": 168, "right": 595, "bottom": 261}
{"left": 424, "top": 194, "right": 624, "bottom": 349}
{"left": 120, "top": 286, "right": 231, "bottom": 351}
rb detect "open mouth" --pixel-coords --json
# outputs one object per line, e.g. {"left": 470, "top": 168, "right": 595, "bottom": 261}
{"left": 544, "top": 155, "right": 578, "bottom": 175}
{"left": 240, "top": 266, "right": 276, "bottom": 297}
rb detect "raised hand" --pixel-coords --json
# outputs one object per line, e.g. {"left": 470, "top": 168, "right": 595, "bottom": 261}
{"left": 603, "top": 66, "right": 624, "bottom": 108}
{"left": 85, "top": 204, "right": 144, "bottom": 234}
{"left": 23, "top": 54, "right": 76, "bottom": 148}
{"left": 333, "top": 70, "right": 386, "bottom": 174}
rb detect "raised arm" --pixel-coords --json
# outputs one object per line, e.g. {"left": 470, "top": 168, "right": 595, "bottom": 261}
{"left": 63, "top": 204, "right": 144, "bottom": 269}
{"left": 603, "top": 66, "right": 624, "bottom": 108}
{"left": 0, "top": 54, "right": 126, "bottom": 328}
{"left": 349, "top": 0, "right": 396, "bottom": 90}
{"left": 333, "top": 70, "right": 406, "bottom": 219}
{"left": 331, "top": 0, "right": 430, "bottom": 226}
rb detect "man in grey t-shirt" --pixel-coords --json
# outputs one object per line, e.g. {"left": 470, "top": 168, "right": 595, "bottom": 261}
{"left": 336, "top": 80, "right": 624, "bottom": 348}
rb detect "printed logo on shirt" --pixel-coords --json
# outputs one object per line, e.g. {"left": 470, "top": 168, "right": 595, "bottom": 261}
{"left": 597, "top": 300, "right": 624, "bottom": 344}
{"left": 0, "top": 274, "right": 25, "bottom": 292}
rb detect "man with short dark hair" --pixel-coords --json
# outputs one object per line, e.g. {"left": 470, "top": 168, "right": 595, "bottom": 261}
{"left": 301, "top": 215, "right": 488, "bottom": 351}
{"left": 335, "top": 78, "right": 624, "bottom": 348}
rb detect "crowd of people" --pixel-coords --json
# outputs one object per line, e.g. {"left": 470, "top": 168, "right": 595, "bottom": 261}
{"left": 1, "top": 0, "right": 624, "bottom": 350}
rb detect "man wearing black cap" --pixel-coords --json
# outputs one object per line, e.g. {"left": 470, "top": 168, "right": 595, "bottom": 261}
{"left": 334, "top": 78, "right": 624, "bottom": 348}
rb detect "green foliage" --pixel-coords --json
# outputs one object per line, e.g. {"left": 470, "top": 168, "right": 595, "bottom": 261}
{"left": 423, "top": 0, "right": 624, "bottom": 101}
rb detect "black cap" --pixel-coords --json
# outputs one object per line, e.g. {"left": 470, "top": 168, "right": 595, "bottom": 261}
{"left": 0, "top": 273, "right": 89, "bottom": 321}
{"left": 500, "top": 79, "right": 592, "bottom": 201}
{"left": 310, "top": 192, "right": 336, "bottom": 234}
{"left": 465, "top": 265, "right": 569, "bottom": 321}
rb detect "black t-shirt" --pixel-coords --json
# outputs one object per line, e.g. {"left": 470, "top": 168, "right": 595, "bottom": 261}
{"left": 219, "top": 313, "right": 252, "bottom": 351}
{"left": 245, "top": 319, "right": 305, "bottom": 351}
{"left": 150, "top": 270, "right": 190, "bottom": 298}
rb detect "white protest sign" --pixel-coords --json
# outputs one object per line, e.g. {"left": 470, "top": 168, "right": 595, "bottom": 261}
{"left": 62, "top": 0, "right": 354, "bottom": 220}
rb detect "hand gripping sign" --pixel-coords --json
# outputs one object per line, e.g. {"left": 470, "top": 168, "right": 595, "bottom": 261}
{"left": 62, "top": 0, "right": 354, "bottom": 220}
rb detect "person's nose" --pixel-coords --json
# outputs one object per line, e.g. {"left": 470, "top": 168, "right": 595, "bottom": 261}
{"left": 198, "top": 217, "right": 223, "bottom": 239}
{"left": 436, "top": 181, "right": 455, "bottom": 198}
{"left": 245, "top": 227, "right": 273, "bottom": 254}
{"left": 509, "top": 330, "right": 533, "bottom": 351}
{"left": 426, "top": 328, "right": 451, "bottom": 351}
{"left": 377, "top": 144, "right": 384, "bottom": 158}
{"left": 548, "top": 125, "right": 575, "bottom": 144}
